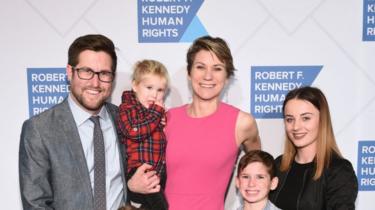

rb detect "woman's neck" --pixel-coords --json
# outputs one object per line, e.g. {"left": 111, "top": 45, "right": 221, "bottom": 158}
{"left": 295, "top": 144, "right": 317, "bottom": 164}
{"left": 188, "top": 99, "right": 220, "bottom": 118}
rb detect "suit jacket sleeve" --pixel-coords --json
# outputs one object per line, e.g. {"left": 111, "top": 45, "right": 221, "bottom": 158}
{"left": 19, "top": 119, "right": 54, "bottom": 210}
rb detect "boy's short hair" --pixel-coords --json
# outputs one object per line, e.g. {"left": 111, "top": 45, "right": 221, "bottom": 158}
{"left": 132, "top": 59, "right": 169, "bottom": 86}
{"left": 237, "top": 150, "right": 276, "bottom": 179}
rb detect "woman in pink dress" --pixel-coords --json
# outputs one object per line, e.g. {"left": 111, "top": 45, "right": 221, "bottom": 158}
{"left": 164, "top": 36, "right": 261, "bottom": 210}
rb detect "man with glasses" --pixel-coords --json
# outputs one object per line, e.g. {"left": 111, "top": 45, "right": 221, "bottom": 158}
{"left": 19, "top": 34, "right": 161, "bottom": 210}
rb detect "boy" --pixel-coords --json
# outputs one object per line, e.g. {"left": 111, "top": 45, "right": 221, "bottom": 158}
{"left": 236, "top": 150, "right": 280, "bottom": 210}
{"left": 118, "top": 59, "right": 169, "bottom": 210}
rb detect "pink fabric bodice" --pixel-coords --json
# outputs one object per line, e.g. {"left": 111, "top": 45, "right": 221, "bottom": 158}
{"left": 165, "top": 103, "right": 239, "bottom": 210}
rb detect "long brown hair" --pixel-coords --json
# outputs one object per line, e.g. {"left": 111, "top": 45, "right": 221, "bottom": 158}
{"left": 280, "top": 86, "right": 342, "bottom": 180}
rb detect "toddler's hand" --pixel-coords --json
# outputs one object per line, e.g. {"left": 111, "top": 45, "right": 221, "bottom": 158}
{"left": 154, "top": 99, "right": 164, "bottom": 109}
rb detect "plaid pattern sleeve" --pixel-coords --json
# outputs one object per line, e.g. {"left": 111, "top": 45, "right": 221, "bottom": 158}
{"left": 117, "top": 90, "right": 167, "bottom": 173}
{"left": 117, "top": 91, "right": 165, "bottom": 142}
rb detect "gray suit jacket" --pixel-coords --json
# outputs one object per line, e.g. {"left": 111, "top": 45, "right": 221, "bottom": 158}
{"left": 19, "top": 99, "right": 127, "bottom": 210}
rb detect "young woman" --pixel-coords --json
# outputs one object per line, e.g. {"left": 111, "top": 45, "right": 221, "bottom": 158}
{"left": 269, "top": 86, "right": 358, "bottom": 210}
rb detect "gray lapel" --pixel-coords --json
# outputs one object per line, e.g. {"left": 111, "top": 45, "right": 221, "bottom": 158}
{"left": 58, "top": 99, "right": 94, "bottom": 201}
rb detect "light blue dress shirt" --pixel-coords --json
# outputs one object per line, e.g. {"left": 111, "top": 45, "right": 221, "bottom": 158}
{"left": 68, "top": 95, "right": 123, "bottom": 210}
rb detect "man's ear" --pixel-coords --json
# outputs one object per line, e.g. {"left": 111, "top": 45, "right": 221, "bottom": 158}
{"left": 66, "top": 65, "right": 73, "bottom": 82}
{"left": 270, "top": 177, "right": 279, "bottom": 190}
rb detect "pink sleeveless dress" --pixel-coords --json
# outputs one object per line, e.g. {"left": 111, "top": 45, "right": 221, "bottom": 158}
{"left": 165, "top": 103, "right": 239, "bottom": 210}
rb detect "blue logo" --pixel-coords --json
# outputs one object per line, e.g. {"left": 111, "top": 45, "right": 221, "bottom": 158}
{"left": 363, "top": 0, "right": 375, "bottom": 41}
{"left": 250, "top": 66, "right": 322, "bottom": 119}
{"left": 27, "top": 68, "right": 69, "bottom": 117}
{"left": 138, "top": 0, "right": 208, "bottom": 43}
{"left": 357, "top": 141, "right": 375, "bottom": 191}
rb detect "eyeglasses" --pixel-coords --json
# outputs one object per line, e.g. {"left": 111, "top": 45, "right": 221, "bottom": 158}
{"left": 72, "top": 66, "right": 115, "bottom": 83}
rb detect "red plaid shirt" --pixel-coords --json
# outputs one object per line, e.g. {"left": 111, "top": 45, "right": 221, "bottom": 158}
{"left": 117, "top": 90, "right": 166, "bottom": 174}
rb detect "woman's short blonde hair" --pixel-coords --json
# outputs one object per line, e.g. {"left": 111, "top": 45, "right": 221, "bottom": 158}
{"left": 186, "top": 36, "right": 235, "bottom": 78}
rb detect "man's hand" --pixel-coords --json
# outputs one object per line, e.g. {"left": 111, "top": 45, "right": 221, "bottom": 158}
{"left": 127, "top": 163, "right": 161, "bottom": 194}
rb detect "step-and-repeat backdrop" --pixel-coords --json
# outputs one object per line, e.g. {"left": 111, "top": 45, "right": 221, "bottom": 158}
{"left": 1, "top": 0, "right": 374, "bottom": 209}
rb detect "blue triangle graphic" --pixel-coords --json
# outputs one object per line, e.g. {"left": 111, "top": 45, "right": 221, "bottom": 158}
{"left": 180, "top": 16, "right": 208, "bottom": 42}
